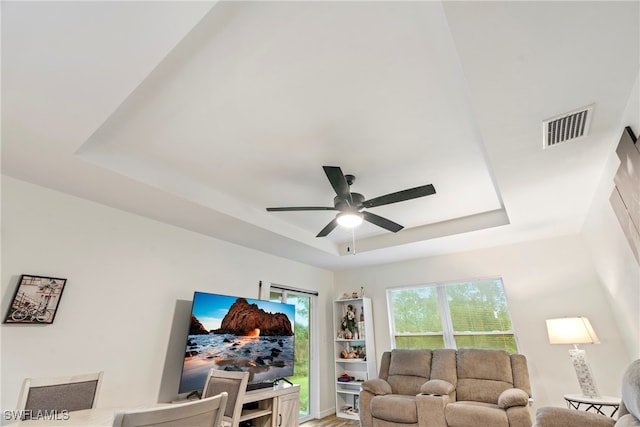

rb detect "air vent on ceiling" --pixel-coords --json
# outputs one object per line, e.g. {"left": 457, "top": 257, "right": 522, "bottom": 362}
{"left": 543, "top": 104, "right": 594, "bottom": 149}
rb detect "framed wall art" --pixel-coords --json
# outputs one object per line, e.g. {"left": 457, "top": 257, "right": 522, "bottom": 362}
{"left": 4, "top": 274, "right": 67, "bottom": 324}
{"left": 610, "top": 126, "right": 640, "bottom": 265}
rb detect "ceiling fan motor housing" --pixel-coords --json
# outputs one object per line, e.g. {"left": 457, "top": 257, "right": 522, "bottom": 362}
{"left": 334, "top": 192, "right": 365, "bottom": 210}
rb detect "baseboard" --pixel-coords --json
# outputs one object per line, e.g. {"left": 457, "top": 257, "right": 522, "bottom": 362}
{"left": 315, "top": 407, "right": 336, "bottom": 419}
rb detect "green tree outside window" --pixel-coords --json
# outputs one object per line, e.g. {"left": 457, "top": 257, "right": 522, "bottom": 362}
{"left": 388, "top": 278, "right": 519, "bottom": 353}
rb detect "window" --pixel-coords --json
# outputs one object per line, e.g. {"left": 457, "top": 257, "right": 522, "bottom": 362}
{"left": 387, "top": 278, "right": 519, "bottom": 353}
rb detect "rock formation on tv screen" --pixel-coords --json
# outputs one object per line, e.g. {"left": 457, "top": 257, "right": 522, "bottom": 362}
{"left": 190, "top": 314, "right": 209, "bottom": 335}
{"left": 213, "top": 298, "right": 294, "bottom": 336}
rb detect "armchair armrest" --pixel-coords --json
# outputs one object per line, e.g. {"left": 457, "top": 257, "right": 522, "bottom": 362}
{"left": 420, "top": 379, "right": 455, "bottom": 396}
{"left": 498, "top": 388, "right": 529, "bottom": 409}
{"left": 416, "top": 393, "right": 450, "bottom": 427}
{"left": 534, "top": 407, "right": 615, "bottom": 427}
{"left": 361, "top": 378, "right": 393, "bottom": 396}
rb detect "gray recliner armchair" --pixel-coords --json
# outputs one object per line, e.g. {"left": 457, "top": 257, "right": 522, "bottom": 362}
{"left": 534, "top": 359, "right": 640, "bottom": 427}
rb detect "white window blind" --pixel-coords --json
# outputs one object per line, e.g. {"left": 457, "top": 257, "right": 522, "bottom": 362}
{"left": 387, "top": 278, "right": 519, "bottom": 353}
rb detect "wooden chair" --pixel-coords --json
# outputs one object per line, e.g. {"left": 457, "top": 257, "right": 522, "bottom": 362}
{"left": 202, "top": 369, "right": 249, "bottom": 427}
{"left": 112, "top": 393, "right": 227, "bottom": 427}
{"left": 16, "top": 371, "right": 103, "bottom": 420}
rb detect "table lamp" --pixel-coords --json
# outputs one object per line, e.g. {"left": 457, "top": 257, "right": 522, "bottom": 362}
{"left": 546, "top": 317, "right": 600, "bottom": 397}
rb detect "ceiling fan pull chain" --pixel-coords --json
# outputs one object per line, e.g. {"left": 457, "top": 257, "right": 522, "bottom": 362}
{"left": 351, "top": 229, "right": 357, "bottom": 255}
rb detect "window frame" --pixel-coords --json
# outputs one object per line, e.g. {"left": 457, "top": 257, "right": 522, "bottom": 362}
{"left": 386, "top": 277, "right": 520, "bottom": 352}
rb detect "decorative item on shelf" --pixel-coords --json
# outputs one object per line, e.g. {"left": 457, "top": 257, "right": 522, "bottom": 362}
{"left": 341, "top": 405, "right": 356, "bottom": 415}
{"left": 360, "top": 286, "right": 365, "bottom": 297}
{"left": 546, "top": 317, "right": 601, "bottom": 397}
{"left": 340, "top": 347, "right": 362, "bottom": 359}
{"left": 338, "top": 373, "right": 355, "bottom": 382}
{"left": 341, "top": 304, "right": 356, "bottom": 338}
{"left": 343, "top": 345, "right": 366, "bottom": 360}
{"left": 356, "top": 345, "right": 366, "bottom": 359}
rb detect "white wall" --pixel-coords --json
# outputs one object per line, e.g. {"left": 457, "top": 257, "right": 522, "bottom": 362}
{"left": 334, "top": 235, "right": 633, "bottom": 411}
{"left": 583, "top": 70, "right": 640, "bottom": 358}
{"left": 0, "top": 177, "right": 335, "bottom": 422}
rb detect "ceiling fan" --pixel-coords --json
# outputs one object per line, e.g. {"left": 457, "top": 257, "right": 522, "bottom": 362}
{"left": 266, "top": 166, "right": 436, "bottom": 237}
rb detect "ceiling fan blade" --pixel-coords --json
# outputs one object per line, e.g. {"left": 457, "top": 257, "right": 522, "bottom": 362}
{"left": 266, "top": 207, "right": 337, "bottom": 212}
{"left": 363, "top": 184, "right": 436, "bottom": 208}
{"left": 323, "top": 166, "right": 352, "bottom": 204}
{"left": 316, "top": 218, "right": 339, "bottom": 237}
{"left": 362, "top": 211, "right": 404, "bottom": 233}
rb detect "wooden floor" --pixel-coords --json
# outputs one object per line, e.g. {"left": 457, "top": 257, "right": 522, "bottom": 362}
{"left": 301, "top": 414, "right": 360, "bottom": 426}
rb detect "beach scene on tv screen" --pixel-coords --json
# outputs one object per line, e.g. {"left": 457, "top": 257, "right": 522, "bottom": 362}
{"left": 180, "top": 293, "right": 295, "bottom": 393}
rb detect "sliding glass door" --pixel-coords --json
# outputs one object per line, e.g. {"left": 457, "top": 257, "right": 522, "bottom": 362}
{"left": 270, "top": 289, "right": 313, "bottom": 422}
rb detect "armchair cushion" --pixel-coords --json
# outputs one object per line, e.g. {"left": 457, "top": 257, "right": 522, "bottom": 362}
{"left": 447, "top": 401, "right": 508, "bottom": 427}
{"left": 421, "top": 379, "right": 455, "bottom": 396}
{"left": 370, "top": 394, "right": 418, "bottom": 424}
{"left": 456, "top": 349, "right": 515, "bottom": 404}
{"left": 533, "top": 407, "right": 615, "bottom": 427}
{"left": 497, "top": 388, "right": 529, "bottom": 409}
{"left": 387, "top": 349, "right": 433, "bottom": 395}
{"left": 361, "top": 378, "right": 392, "bottom": 396}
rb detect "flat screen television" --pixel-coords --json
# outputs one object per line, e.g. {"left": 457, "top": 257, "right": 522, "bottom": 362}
{"left": 178, "top": 291, "right": 295, "bottom": 394}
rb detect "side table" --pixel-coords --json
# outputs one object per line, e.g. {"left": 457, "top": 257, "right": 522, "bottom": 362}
{"left": 563, "top": 394, "right": 620, "bottom": 418}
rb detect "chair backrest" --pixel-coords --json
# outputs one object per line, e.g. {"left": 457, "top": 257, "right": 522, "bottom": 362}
{"left": 201, "top": 369, "right": 249, "bottom": 427}
{"left": 112, "top": 393, "right": 227, "bottom": 427}
{"left": 455, "top": 349, "right": 531, "bottom": 404}
{"left": 16, "top": 371, "right": 103, "bottom": 420}
{"left": 383, "top": 349, "right": 434, "bottom": 395}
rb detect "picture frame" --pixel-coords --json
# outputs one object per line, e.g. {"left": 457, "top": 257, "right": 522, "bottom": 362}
{"left": 4, "top": 274, "right": 67, "bottom": 324}
{"left": 611, "top": 126, "right": 640, "bottom": 265}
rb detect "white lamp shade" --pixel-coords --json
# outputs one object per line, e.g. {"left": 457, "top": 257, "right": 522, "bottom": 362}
{"left": 336, "top": 212, "right": 363, "bottom": 228}
{"left": 546, "top": 317, "right": 600, "bottom": 345}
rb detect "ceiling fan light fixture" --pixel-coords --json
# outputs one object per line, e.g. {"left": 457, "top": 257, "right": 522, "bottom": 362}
{"left": 266, "top": 166, "right": 435, "bottom": 237}
{"left": 337, "top": 211, "right": 363, "bottom": 228}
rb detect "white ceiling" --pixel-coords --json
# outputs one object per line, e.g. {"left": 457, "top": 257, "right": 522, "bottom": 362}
{"left": 2, "top": 1, "right": 639, "bottom": 271}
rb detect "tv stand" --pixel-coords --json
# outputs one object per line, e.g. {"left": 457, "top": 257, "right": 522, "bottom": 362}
{"left": 246, "top": 382, "right": 273, "bottom": 391}
{"left": 246, "top": 377, "right": 294, "bottom": 391}
{"left": 240, "top": 384, "right": 300, "bottom": 427}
